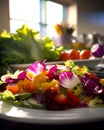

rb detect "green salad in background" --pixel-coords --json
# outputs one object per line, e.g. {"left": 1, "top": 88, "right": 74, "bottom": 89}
{"left": 0, "top": 24, "right": 64, "bottom": 70}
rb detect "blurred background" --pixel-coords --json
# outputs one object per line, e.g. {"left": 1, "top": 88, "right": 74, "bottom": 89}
{"left": 1, "top": 0, "right": 104, "bottom": 70}
{"left": 1, "top": 0, "right": 104, "bottom": 37}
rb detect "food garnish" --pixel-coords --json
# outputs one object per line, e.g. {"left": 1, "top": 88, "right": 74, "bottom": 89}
{"left": 0, "top": 60, "right": 104, "bottom": 110}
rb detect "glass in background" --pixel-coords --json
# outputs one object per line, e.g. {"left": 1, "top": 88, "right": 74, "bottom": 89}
{"left": 53, "top": 23, "right": 76, "bottom": 48}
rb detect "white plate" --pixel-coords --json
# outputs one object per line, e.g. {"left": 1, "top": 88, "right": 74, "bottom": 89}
{"left": 0, "top": 100, "right": 104, "bottom": 124}
{"left": 1, "top": 58, "right": 104, "bottom": 124}
{"left": 9, "top": 58, "right": 104, "bottom": 72}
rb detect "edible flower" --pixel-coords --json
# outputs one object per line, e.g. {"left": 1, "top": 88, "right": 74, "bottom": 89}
{"left": 1, "top": 60, "right": 104, "bottom": 110}
{"left": 26, "top": 60, "right": 46, "bottom": 80}
{"left": 32, "top": 73, "right": 59, "bottom": 92}
{"left": 59, "top": 71, "right": 81, "bottom": 89}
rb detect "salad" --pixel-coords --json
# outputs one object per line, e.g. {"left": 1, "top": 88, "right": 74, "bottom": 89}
{"left": 0, "top": 60, "right": 104, "bottom": 110}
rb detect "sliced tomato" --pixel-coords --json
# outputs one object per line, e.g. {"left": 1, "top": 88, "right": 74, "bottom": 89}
{"left": 66, "top": 90, "right": 80, "bottom": 107}
{"left": 54, "top": 94, "right": 68, "bottom": 104}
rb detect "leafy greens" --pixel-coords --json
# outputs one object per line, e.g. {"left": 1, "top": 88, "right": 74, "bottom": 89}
{"left": 0, "top": 25, "right": 64, "bottom": 70}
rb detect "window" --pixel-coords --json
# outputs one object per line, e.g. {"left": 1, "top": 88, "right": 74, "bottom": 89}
{"left": 9, "top": 0, "right": 40, "bottom": 33}
{"left": 46, "top": 1, "right": 64, "bottom": 38}
{"left": 9, "top": 0, "right": 77, "bottom": 38}
{"left": 9, "top": 0, "right": 65, "bottom": 38}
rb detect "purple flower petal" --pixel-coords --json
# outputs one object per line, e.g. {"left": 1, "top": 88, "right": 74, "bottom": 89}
{"left": 59, "top": 72, "right": 80, "bottom": 88}
{"left": 5, "top": 77, "right": 18, "bottom": 84}
{"left": 18, "top": 71, "right": 26, "bottom": 80}
{"left": 26, "top": 61, "right": 46, "bottom": 75}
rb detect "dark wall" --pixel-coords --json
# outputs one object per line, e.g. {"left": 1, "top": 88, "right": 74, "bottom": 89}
{"left": 0, "top": 0, "right": 10, "bottom": 33}
{"left": 75, "top": 0, "right": 104, "bottom": 35}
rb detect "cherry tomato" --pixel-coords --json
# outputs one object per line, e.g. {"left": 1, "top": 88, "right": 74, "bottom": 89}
{"left": 60, "top": 49, "right": 80, "bottom": 61}
{"left": 68, "top": 49, "right": 80, "bottom": 60}
{"left": 80, "top": 49, "right": 91, "bottom": 59}
{"left": 60, "top": 51, "right": 71, "bottom": 61}
{"left": 67, "top": 90, "right": 80, "bottom": 107}
{"left": 54, "top": 94, "right": 69, "bottom": 104}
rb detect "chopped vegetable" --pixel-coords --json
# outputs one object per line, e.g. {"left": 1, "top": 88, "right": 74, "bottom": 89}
{"left": 91, "top": 43, "right": 104, "bottom": 58}
{"left": 79, "top": 49, "right": 91, "bottom": 59}
{"left": 0, "top": 25, "right": 63, "bottom": 70}
{"left": 60, "top": 49, "right": 80, "bottom": 61}
{"left": 0, "top": 60, "right": 104, "bottom": 110}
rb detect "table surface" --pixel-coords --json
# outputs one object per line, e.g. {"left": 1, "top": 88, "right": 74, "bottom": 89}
{"left": 0, "top": 119, "right": 104, "bottom": 130}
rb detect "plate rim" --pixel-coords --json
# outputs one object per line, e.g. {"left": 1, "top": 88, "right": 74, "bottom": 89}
{"left": 8, "top": 58, "right": 104, "bottom": 72}
{"left": 2, "top": 58, "right": 104, "bottom": 124}
{"left": 9, "top": 57, "right": 104, "bottom": 66}
{"left": 0, "top": 100, "right": 104, "bottom": 124}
